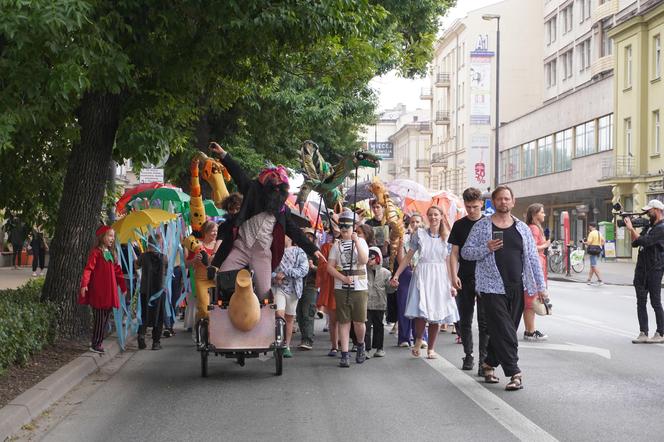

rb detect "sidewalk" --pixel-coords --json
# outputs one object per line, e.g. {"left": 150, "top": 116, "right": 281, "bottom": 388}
{"left": 548, "top": 258, "right": 635, "bottom": 286}
{"left": 0, "top": 266, "right": 41, "bottom": 290}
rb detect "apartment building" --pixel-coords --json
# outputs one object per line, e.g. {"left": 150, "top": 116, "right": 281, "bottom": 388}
{"left": 426, "top": 0, "right": 543, "bottom": 196}
{"left": 605, "top": 0, "right": 664, "bottom": 258}
{"left": 498, "top": 0, "right": 638, "bottom": 246}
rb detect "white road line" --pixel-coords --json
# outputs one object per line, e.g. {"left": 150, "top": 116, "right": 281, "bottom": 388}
{"left": 519, "top": 342, "right": 611, "bottom": 359}
{"left": 424, "top": 357, "right": 558, "bottom": 442}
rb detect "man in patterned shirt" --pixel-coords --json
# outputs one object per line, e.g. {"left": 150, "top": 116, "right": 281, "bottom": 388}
{"left": 461, "top": 185, "right": 546, "bottom": 391}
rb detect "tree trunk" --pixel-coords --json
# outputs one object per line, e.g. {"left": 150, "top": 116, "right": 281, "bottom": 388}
{"left": 42, "top": 92, "right": 121, "bottom": 339}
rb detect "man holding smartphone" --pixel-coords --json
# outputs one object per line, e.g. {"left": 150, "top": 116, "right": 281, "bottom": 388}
{"left": 461, "top": 185, "right": 546, "bottom": 391}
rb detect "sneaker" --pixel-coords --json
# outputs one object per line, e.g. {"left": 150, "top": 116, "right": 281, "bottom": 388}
{"left": 632, "top": 332, "right": 649, "bottom": 344}
{"left": 389, "top": 324, "right": 398, "bottom": 334}
{"left": 327, "top": 348, "right": 338, "bottom": 357}
{"left": 298, "top": 342, "right": 313, "bottom": 350}
{"left": 398, "top": 342, "right": 411, "bottom": 348}
{"left": 374, "top": 349, "right": 386, "bottom": 357}
{"left": 138, "top": 335, "right": 147, "bottom": 349}
{"left": 596, "top": 280, "right": 604, "bottom": 286}
{"left": 283, "top": 347, "right": 293, "bottom": 358}
{"left": 339, "top": 352, "right": 350, "bottom": 368}
{"left": 586, "top": 280, "right": 593, "bottom": 285}
{"left": 89, "top": 346, "right": 104, "bottom": 354}
{"left": 420, "top": 341, "right": 428, "bottom": 349}
{"left": 323, "top": 327, "right": 329, "bottom": 332}
{"left": 524, "top": 330, "right": 548, "bottom": 341}
{"left": 462, "top": 355, "right": 474, "bottom": 370}
{"left": 648, "top": 332, "right": 664, "bottom": 343}
{"left": 32, "top": 272, "right": 37, "bottom": 277}
{"left": 356, "top": 344, "right": 366, "bottom": 364}
{"left": 316, "top": 311, "right": 324, "bottom": 319}
{"left": 151, "top": 342, "right": 162, "bottom": 350}
{"left": 163, "top": 329, "right": 172, "bottom": 338}
{"left": 351, "top": 344, "right": 358, "bottom": 353}
{"left": 365, "top": 350, "right": 371, "bottom": 359}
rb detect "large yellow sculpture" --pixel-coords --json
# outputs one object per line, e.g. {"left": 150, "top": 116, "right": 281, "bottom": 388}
{"left": 228, "top": 269, "right": 261, "bottom": 332}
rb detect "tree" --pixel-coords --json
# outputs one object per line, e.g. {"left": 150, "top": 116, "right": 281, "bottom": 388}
{"left": 0, "top": 0, "right": 454, "bottom": 337}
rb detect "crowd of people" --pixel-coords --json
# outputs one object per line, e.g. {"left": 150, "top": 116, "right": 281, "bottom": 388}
{"left": 73, "top": 143, "right": 664, "bottom": 391}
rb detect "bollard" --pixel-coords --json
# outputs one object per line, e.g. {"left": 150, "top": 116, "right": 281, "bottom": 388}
{"left": 565, "top": 242, "right": 572, "bottom": 276}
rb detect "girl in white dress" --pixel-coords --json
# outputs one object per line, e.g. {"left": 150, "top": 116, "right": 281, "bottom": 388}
{"left": 391, "top": 206, "right": 459, "bottom": 358}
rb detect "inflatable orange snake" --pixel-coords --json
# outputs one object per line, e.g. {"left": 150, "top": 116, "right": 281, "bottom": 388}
{"left": 368, "top": 177, "right": 404, "bottom": 271}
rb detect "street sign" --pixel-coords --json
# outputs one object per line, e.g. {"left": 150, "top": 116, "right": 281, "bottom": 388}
{"left": 368, "top": 142, "right": 393, "bottom": 159}
{"left": 139, "top": 168, "right": 164, "bottom": 183}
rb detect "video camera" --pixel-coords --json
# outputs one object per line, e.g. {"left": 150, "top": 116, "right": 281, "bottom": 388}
{"left": 612, "top": 203, "right": 650, "bottom": 228}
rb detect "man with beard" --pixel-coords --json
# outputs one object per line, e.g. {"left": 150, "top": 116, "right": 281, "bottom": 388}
{"left": 209, "top": 142, "right": 325, "bottom": 299}
{"left": 461, "top": 185, "right": 545, "bottom": 391}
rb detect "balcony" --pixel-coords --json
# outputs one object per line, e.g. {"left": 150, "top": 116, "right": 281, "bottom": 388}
{"left": 435, "top": 111, "right": 450, "bottom": 125}
{"left": 431, "top": 153, "right": 448, "bottom": 168}
{"left": 420, "top": 88, "right": 433, "bottom": 100}
{"left": 387, "top": 163, "right": 397, "bottom": 175}
{"left": 435, "top": 73, "right": 451, "bottom": 88}
{"left": 591, "top": 54, "right": 614, "bottom": 77}
{"left": 418, "top": 122, "right": 432, "bottom": 133}
{"left": 416, "top": 159, "right": 429, "bottom": 171}
{"left": 601, "top": 155, "right": 634, "bottom": 179}
{"left": 592, "top": 0, "right": 618, "bottom": 24}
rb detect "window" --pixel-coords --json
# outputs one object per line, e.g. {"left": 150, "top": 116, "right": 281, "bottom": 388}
{"left": 654, "top": 35, "right": 662, "bottom": 79}
{"left": 523, "top": 141, "right": 536, "bottom": 178}
{"left": 654, "top": 110, "right": 661, "bottom": 155}
{"left": 601, "top": 19, "right": 613, "bottom": 57}
{"left": 578, "top": 0, "right": 591, "bottom": 22}
{"left": 500, "top": 151, "right": 508, "bottom": 184}
{"left": 555, "top": 129, "right": 573, "bottom": 171}
{"left": 546, "top": 60, "right": 557, "bottom": 88}
{"left": 625, "top": 45, "right": 633, "bottom": 88}
{"left": 562, "top": 5, "right": 573, "bottom": 34}
{"left": 575, "top": 121, "right": 595, "bottom": 157}
{"left": 625, "top": 118, "right": 632, "bottom": 156}
{"left": 537, "top": 135, "right": 554, "bottom": 175}
{"left": 508, "top": 147, "right": 520, "bottom": 181}
{"left": 562, "top": 49, "right": 574, "bottom": 80}
{"left": 546, "top": 16, "right": 557, "bottom": 45}
{"left": 578, "top": 38, "right": 592, "bottom": 71}
{"left": 598, "top": 114, "right": 614, "bottom": 152}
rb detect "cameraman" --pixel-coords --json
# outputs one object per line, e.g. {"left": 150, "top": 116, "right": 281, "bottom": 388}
{"left": 624, "top": 200, "right": 664, "bottom": 344}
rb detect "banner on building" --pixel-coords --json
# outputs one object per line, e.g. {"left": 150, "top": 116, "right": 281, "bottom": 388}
{"left": 368, "top": 141, "right": 393, "bottom": 159}
{"left": 469, "top": 51, "right": 493, "bottom": 125}
{"left": 468, "top": 134, "right": 490, "bottom": 188}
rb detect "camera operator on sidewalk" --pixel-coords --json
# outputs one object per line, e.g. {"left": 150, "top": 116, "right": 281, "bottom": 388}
{"left": 624, "top": 200, "right": 664, "bottom": 344}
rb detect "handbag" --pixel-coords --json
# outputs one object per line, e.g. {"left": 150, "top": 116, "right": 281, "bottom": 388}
{"left": 532, "top": 296, "right": 552, "bottom": 316}
{"left": 587, "top": 245, "right": 602, "bottom": 256}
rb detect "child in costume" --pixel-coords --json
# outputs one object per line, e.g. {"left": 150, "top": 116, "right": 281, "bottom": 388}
{"left": 79, "top": 226, "right": 127, "bottom": 353}
{"left": 365, "top": 246, "right": 395, "bottom": 358}
{"left": 136, "top": 236, "right": 167, "bottom": 350}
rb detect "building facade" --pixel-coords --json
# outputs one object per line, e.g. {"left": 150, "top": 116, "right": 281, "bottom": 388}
{"left": 606, "top": 0, "right": 664, "bottom": 258}
{"left": 426, "top": 0, "right": 544, "bottom": 196}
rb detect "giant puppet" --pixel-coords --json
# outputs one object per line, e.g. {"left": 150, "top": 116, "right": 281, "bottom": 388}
{"left": 208, "top": 142, "right": 326, "bottom": 307}
{"left": 368, "top": 177, "right": 404, "bottom": 271}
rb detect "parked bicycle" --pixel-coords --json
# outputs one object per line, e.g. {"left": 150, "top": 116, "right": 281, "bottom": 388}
{"left": 548, "top": 240, "right": 585, "bottom": 274}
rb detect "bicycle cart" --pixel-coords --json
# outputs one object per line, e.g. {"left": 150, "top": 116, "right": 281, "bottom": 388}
{"left": 197, "top": 270, "right": 286, "bottom": 377}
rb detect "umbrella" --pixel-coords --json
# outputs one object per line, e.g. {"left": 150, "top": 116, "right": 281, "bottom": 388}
{"left": 130, "top": 187, "right": 190, "bottom": 213}
{"left": 286, "top": 195, "right": 323, "bottom": 230}
{"left": 115, "top": 182, "right": 176, "bottom": 215}
{"left": 387, "top": 179, "right": 431, "bottom": 201}
{"left": 403, "top": 190, "right": 465, "bottom": 226}
{"left": 204, "top": 200, "right": 225, "bottom": 217}
{"left": 112, "top": 208, "right": 178, "bottom": 244}
{"left": 343, "top": 181, "right": 374, "bottom": 203}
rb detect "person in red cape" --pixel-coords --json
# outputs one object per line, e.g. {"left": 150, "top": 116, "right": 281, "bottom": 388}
{"left": 79, "top": 225, "right": 127, "bottom": 353}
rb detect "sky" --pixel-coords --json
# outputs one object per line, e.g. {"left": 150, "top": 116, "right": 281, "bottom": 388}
{"left": 370, "top": 0, "right": 503, "bottom": 112}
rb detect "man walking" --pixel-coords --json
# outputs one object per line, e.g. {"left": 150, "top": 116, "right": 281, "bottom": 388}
{"left": 448, "top": 187, "right": 488, "bottom": 375}
{"left": 624, "top": 200, "right": 664, "bottom": 344}
{"left": 462, "top": 186, "right": 546, "bottom": 391}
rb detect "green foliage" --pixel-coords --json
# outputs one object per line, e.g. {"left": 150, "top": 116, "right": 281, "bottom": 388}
{"left": 0, "top": 278, "right": 56, "bottom": 373}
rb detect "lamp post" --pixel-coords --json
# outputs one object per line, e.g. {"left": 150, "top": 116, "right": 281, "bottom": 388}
{"left": 482, "top": 14, "right": 500, "bottom": 190}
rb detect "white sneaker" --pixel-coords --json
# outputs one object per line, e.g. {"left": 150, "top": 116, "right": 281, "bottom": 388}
{"left": 648, "top": 332, "right": 664, "bottom": 344}
{"left": 374, "top": 349, "right": 386, "bottom": 357}
{"left": 420, "top": 341, "right": 428, "bottom": 349}
{"left": 632, "top": 332, "right": 649, "bottom": 344}
{"left": 32, "top": 272, "right": 38, "bottom": 277}
{"left": 399, "top": 342, "right": 411, "bottom": 348}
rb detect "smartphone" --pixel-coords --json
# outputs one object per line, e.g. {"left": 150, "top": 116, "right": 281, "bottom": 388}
{"left": 492, "top": 231, "right": 503, "bottom": 241}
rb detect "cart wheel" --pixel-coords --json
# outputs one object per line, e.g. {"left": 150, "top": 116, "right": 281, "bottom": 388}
{"left": 275, "top": 348, "right": 283, "bottom": 376}
{"left": 201, "top": 350, "right": 209, "bottom": 378}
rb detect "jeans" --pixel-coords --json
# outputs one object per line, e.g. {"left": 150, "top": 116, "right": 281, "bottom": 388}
{"left": 482, "top": 286, "right": 524, "bottom": 377}
{"left": 32, "top": 247, "right": 46, "bottom": 271}
{"left": 455, "top": 278, "right": 488, "bottom": 360}
{"left": 365, "top": 309, "right": 385, "bottom": 350}
{"left": 635, "top": 270, "right": 664, "bottom": 335}
{"left": 297, "top": 286, "right": 317, "bottom": 345}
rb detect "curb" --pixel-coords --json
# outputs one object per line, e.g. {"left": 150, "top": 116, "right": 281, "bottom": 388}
{"left": 548, "top": 275, "right": 634, "bottom": 287}
{"left": 0, "top": 337, "right": 132, "bottom": 440}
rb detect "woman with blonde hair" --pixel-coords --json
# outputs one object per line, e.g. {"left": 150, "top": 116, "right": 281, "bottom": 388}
{"left": 523, "top": 203, "right": 550, "bottom": 341}
{"left": 390, "top": 206, "right": 458, "bottom": 359}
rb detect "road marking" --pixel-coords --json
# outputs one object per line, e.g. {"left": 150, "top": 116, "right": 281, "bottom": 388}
{"left": 424, "top": 357, "right": 558, "bottom": 442}
{"left": 552, "top": 314, "right": 634, "bottom": 338}
{"left": 520, "top": 342, "right": 611, "bottom": 359}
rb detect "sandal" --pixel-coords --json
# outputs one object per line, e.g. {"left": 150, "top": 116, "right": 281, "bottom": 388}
{"left": 426, "top": 350, "right": 439, "bottom": 359}
{"left": 505, "top": 374, "right": 523, "bottom": 391}
{"left": 412, "top": 338, "right": 422, "bottom": 357}
{"left": 482, "top": 363, "right": 499, "bottom": 384}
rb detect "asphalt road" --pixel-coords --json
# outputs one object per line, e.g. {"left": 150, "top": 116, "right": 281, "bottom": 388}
{"left": 16, "top": 280, "right": 664, "bottom": 442}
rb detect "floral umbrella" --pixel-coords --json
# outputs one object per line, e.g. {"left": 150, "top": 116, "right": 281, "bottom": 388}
{"left": 386, "top": 179, "right": 432, "bottom": 202}
{"left": 115, "top": 182, "right": 176, "bottom": 215}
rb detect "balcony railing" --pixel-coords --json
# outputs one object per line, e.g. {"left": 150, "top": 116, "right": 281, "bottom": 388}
{"left": 601, "top": 155, "right": 634, "bottom": 179}
{"left": 435, "top": 73, "right": 451, "bottom": 87}
{"left": 418, "top": 122, "right": 432, "bottom": 133}
{"left": 435, "top": 111, "right": 450, "bottom": 125}
{"left": 416, "top": 159, "right": 429, "bottom": 170}
{"left": 420, "top": 88, "right": 433, "bottom": 100}
{"left": 387, "top": 163, "right": 397, "bottom": 174}
{"left": 431, "top": 153, "right": 448, "bottom": 167}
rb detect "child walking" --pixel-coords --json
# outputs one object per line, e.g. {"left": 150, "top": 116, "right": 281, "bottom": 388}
{"left": 365, "top": 247, "right": 395, "bottom": 358}
{"left": 79, "top": 226, "right": 127, "bottom": 353}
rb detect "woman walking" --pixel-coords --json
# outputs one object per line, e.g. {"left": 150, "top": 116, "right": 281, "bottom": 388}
{"left": 523, "top": 204, "right": 550, "bottom": 341}
{"left": 391, "top": 206, "right": 458, "bottom": 359}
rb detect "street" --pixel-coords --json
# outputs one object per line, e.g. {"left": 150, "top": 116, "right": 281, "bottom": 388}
{"left": 16, "top": 280, "right": 664, "bottom": 442}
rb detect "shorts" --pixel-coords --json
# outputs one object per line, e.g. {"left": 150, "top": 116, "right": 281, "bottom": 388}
{"left": 589, "top": 254, "right": 599, "bottom": 267}
{"left": 334, "top": 289, "right": 368, "bottom": 324}
{"left": 273, "top": 288, "right": 299, "bottom": 316}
